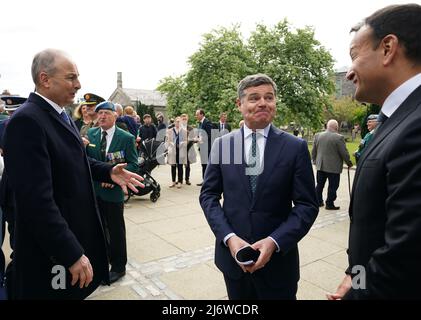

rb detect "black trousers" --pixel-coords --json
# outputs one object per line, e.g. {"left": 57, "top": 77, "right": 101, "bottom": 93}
{"left": 201, "top": 164, "right": 207, "bottom": 179}
{"left": 97, "top": 198, "right": 127, "bottom": 273}
{"left": 171, "top": 146, "right": 184, "bottom": 183}
{"left": 315, "top": 170, "right": 340, "bottom": 206}
{"left": 185, "top": 161, "right": 191, "bottom": 181}
{"left": 223, "top": 273, "right": 297, "bottom": 300}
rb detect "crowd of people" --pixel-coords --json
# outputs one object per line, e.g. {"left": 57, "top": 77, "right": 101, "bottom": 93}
{"left": 1, "top": 3, "right": 421, "bottom": 300}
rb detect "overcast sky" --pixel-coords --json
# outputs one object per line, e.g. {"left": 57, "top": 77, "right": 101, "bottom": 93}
{"left": 0, "top": 0, "right": 413, "bottom": 99}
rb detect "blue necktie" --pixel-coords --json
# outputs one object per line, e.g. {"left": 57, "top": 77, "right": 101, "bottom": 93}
{"left": 60, "top": 111, "right": 71, "bottom": 125}
{"left": 247, "top": 132, "right": 260, "bottom": 196}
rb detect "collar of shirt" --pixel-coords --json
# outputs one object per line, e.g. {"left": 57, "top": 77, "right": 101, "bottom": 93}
{"left": 200, "top": 118, "right": 205, "bottom": 124}
{"left": 35, "top": 91, "right": 65, "bottom": 115}
{"left": 381, "top": 73, "right": 421, "bottom": 118}
{"left": 243, "top": 123, "right": 270, "bottom": 140}
{"left": 101, "top": 125, "right": 116, "bottom": 153}
{"left": 243, "top": 123, "right": 270, "bottom": 166}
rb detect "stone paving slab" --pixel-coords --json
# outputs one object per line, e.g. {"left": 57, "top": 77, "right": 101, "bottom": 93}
{"left": 2, "top": 161, "right": 354, "bottom": 300}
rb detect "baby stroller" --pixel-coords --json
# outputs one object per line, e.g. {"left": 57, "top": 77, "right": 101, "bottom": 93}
{"left": 125, "top": 138, "right": 167, "bottom": 203}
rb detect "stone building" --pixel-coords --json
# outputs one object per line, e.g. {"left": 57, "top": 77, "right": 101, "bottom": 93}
{"left": 108, "top": 72, "right": 167, "bottom": 118}
{"left": 334, "top": 67, "right": 356, "bottom": 99}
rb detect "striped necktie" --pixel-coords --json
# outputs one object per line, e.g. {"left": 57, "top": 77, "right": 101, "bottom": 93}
{"left": 247, "top": 132, "right": 260, "bottom": 196}
{"left": 100, "top": 131, "right": 108, "bottom": 161}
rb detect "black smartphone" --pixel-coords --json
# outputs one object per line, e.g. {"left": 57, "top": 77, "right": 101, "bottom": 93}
{"left": 235, "top": 246, "right": 260, "bottom": 265}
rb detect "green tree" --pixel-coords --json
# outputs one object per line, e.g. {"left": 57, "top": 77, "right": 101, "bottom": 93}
{"left": 158, "top": 21, "right": 335, "bottom": 130}
{"left": 135, "top": 101, "right": 157, "bottom": 124}
{"left": 186, "top": 25, "right": 255, "bottom": 124}
{"left": 248, "top": 20, "right": 335, "bottom": 129}
{"left": 157, "top": 75, "right": 191, "bottom": 117}
{"left": 326, "top": 96, "right": 365, "bottom": 131}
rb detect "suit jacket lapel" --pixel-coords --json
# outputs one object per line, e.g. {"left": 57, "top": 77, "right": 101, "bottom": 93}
{"left": 357, "top": 85, "right": 421, "bottom": 173}
{"left": 253, "top": 125, "right": 285, "bottom": 205}
{"left": 108, "top": 127, "right": 120, "bottom": 152}
{"left": 91, "top": 128, "right": 102, "bottom": 158}
{"left": 351, "top": 85, "right": 421, "bottom": 213}
{"left": 234, "top": 127, "right": 252, "bottom": 201}
{"left": 29, "top": 93, "right": 83, "bottom": 144}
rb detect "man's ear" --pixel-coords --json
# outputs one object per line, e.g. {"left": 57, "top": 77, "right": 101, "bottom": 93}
{"left": 381, "top": 34, "right": 399, "bottom": 66}
{"left": 39, "top": 71, "right": 50, "bottom": 89}
{"left": 236, "top": 98, "right": 241, "bottom": 111}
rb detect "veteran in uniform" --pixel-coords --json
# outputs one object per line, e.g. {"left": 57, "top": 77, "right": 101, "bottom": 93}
{"left": 354, "top": 114, "right": 378, "bottom": 164}
{"left": 79, "top": 93, "right": 105, "bottom": 137}
{"left": 0, "top": 96, "right": 27, "bottom": 151}
{"left": 86, "top": 101, "right": 138, "bottom": 284}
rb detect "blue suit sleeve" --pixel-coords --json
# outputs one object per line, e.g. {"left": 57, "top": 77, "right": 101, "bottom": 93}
{"left": 199, "top": 138, "right": 235, "bottom": 244}
{"left": 269, "top": 140, "right": 318, "bottom": 253}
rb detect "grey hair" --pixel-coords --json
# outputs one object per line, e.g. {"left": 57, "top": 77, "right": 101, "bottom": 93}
{"left": 237, "top": 74, "right": 277, "bottom": 100}
{"left": 114, "top": 103, "right": 123, "bottom": 112}
{"left": 31, "top": 49, "right": 69, "bottom": 85}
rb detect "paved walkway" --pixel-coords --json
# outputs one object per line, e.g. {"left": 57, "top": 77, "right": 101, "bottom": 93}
{"left": 2, "top": 160, "right": 355, "bottom": 300}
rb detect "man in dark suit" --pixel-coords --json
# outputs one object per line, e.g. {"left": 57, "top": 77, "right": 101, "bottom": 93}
{"left": 328, "top": 4, "right": 421, "bottom": 300}
{"left": 1, "top": 206, "right": 6, "bottom": 300}
{"left": 87, "top": 101, "right": 138, "bottom": 284}
{"left": 218, "top": 112, "right": 232, "bottom": 135}
{"left": 312, "top": 119, "right": 353, "bottom": 210}
{"left": 199, "top": 74, "right": 318, "bottom": 299}
{"left": 195, "top": 109, "right": 214, "bottom": 186}
{"left": 0, "top": 96, "right": 26, "bottom": 300}
{"left": 3, "top": 48, "right": 143, "bottom": 299}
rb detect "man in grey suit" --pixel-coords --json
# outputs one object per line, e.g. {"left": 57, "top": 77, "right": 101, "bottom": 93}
{"left": 312, "top": 120, "right": 353, "bottom": 210}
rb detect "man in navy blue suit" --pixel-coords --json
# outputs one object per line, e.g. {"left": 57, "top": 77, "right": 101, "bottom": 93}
{"left": 0, "top": 96, "right": 26, "bottom": 300}
{"left": 200, "top": 74, "right": 318, "bottom": 299}
{"left": 3, "top": 49, "right": 143, "bottom": 299}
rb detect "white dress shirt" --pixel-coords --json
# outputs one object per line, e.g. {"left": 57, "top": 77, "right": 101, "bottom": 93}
{"left": 101, "top": 125, "right": 116, "bottom": 153}
{"left": 381, "top": 73, "right": 421, "bottom": 117}
{"left": 35, "top": 92, "right": 68, "bottom": 117}
{"left": 224, "top": 123, "right": 280, "bottom": 252}
{"left": 243, "top": 123, "right": 270, "bottom": 168}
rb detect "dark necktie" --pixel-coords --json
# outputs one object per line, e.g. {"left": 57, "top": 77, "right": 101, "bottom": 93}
{"left": 377, "top": 111, "right": 388, "bottom": 124}
{"left": 100, "top": 131, "right": 108, "bottom": 161}
{"left": 247, "top": 132, "right": 260, "bottom": 196}
{"left": 174, "top": 128, "right": 180, "bottom": 146}
{"left": 374, "top": 111, "right": 389, "bottom": 134}
{"left": 60, "top": 111, "right": 71, "bottom": 125}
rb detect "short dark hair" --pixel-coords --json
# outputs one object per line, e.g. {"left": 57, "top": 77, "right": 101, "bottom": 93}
{"left": 197, "top": 109, "right": 205, "bottom": 116}
{"left": 237, "top": 74, "right": 277, "bottom": 100}
{"left": 351, "top": 4, "right": 421, "bottom": 64}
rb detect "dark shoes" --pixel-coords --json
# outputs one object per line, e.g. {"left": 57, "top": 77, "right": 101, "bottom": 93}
{"left": 325, "top": 204, "right": 340, "bottom": 210}
{"left": 319, "top": 202, "right": 324, "bottom": 207}
{"left": 185, "top": 180, "right": 191, "bottom": 185}
{"left": 196, "top": 182, "right": 203, "bottom": 186}
{"left": 109, "top": 271, "right": 126, "bottom": 284}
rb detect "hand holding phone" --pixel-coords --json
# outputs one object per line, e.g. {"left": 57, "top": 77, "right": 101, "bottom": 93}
{"left": 235, "top": 246, "right": 260, "bottom": 265}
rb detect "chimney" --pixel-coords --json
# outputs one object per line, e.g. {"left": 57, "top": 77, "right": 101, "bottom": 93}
{"left": 117, "top": 72, "right": 122, "bottom": 89}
